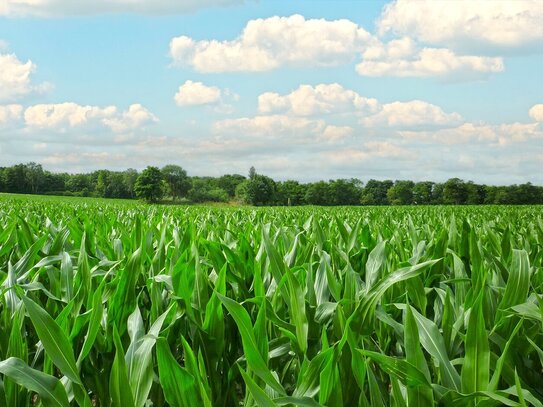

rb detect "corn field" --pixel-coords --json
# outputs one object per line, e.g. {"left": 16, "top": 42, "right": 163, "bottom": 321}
{"left": 1, "top": 195, "right": 543, "bottom": 406}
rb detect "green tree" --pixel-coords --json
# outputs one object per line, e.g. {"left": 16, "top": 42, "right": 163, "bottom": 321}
{"left": 277, "top": 180, "right": 307, "bottom": 206}
{"left": 413, "top": 181, "right": 435, "bottom": 205}
{"left": 161, "top": 165, "right": 191, "bottom": 202}
{"left": 218, "top": 174, "right": 246, "bottom": 198}
{"left": 135, "top": 166, "right": 164, "bottom": 203}
{"left": 305, "top": 181, "right": 332, "bottom": 205}
{"left": 329, "top": 179, "right": 363, "bottom": 205}
{"left": 239, "top": 169, "right": 276, "bottom": 206}
{"left": 25, "top": 162, "right": 45, "bottom": 194}
{"left": 188, "top": 178, "right": 229, "bottom": 203}
{"left": 361, "top": 179, "right": 393, "bottom": 205}
{"left": 465, "top": 181, "right": 485, "bottom": 205}
{"left": 5, "top": 164, "right": 29, "bottom": 194}
{"left": 387, "top": 180, "right": 415, "bottom": 205}
{"left": 95, "top": 170, "right": 110, "bottom": 197}
{"left": 443, "top": 178, "right": 468, "bottom": 205}
{"left": 123, "top": 169, "right": 139, "bottom": 198}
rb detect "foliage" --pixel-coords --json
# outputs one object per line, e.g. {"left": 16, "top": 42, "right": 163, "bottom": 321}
{"left": 188, "top": 178, "right": 229, "bottom": 203}
{"left": 387, "top": 180, "right": 415, "bottom": 205}
{"left": 0, "top": 195, "right": 543, "bottom": 406}
{"left": 361, "top": 179, "right": 394, "bottom": 205}
{"left": 3, "top": 162, "right": 543, "bottom": 206}
{"left": 239, "top": 171, "right": 277, "bottom": 206}
{"left": 134, "top": 166, "right": 164, "bottom": 203}
{"left": 161, "top": 165, "right": 191, "bottom": 202}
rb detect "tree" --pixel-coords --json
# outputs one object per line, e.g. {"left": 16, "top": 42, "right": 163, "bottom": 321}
{"left": 188, "top": 178, "right": 229, "bottom": 203}
{"left": 248, "top": 166, "right": 257, "bottom": 180}
{"left": 276, "top": 180, "right": 307, "bottom": 206}
{"left": 238, "top": 170, "right": 276, "bottom": 206}
{"left": 5, "top": 164, "right": 29, "bottom": 194}
{"left": 465, "top": 181, "right": 484, "bottom": 205}
{"left": 305, "top": 181, "right": 332, "bottom": 205}
{"left": 161, "top": 165, "right": 191, "bottom": 202}
{"left": 95, "top": 170, "right": 110, "bottom": 197}
{"left": 123, "top": 169, "right": 139, "bottom": 198}
{"left": 25, "top": 162, "right": 45, "bottom": 194}
{"left": 387, "top": 180, "right": 415, "bottom": 205}
{"left": 134, "top": 166, "right": 164, "bottom": 203}
{"left": 218, "top": 174, "right": 246, "bottom": 198}
{"left": 413, "top": 181, "right": 435, "bottom": 205}
{"left": 329, "top": 179, "right": 363, "bottom": 205}
{"left": 443, "top": 178, "right": 468, "bottom": 205}
{"left": 361, "top": 180, "right": 393, "bottom": 205}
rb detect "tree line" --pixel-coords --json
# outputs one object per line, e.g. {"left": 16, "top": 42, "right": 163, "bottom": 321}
{"left": 1, "top": 162, "right": 543, "bottom": 206}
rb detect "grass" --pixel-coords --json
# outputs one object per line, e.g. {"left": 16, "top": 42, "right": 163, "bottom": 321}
{"left": 0, "top": 195, "right": 542, "bottom": 406}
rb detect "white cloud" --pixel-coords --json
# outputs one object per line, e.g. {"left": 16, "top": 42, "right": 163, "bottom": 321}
{"left": 102, "top": 103, "right": 158, "bottom": 132}
{"left": 324, "top": 141, "right": 408, "bottom": 162}
{"left": 322, "top": 126, "right": 353, "bottom": 143}
{"left": 24, "top": 102, "right": 157, "bottom": 132}
{"left": 377, "top": 0, "right": 543, "bottom": 53}
{"left": 174, "top": 80, "right": 222, "bottom": 106}
{"left": 362, "top": 100, "right": 463, "bottom": 128}
{"left": 357, "top": 44, "right": 503, "bottom": 78}
{"left": 257, "top": 84, "right": 463, "bottom": 129}
{"left": 0, "top": 0, "right": 245, "bottom": 17}
{"left": 529, "top": 104, "right": 543, "bottom": 122}
{"left": 42, "top": 152, "right": 124, "bottom": 166}
{"left": 0, "top": 53, "right": 50, "bottom": 102}
{"left": 212, "top": 114, "right": 354, "bottom": 147}
{"left": 24, "top": 103, "right": 117, "bottom": 129}
{"left": 170, "top": 14, "right": 373, "bottom": 72}
{"left": 213, "top": 114, "right": 330, "bottom": 139}
{"left": 399, "top": 122, "right": 542, "bottom": 145}
{"left": 258, "top": 83, "right": 379, "bottom": 116}
{"left": 0, "top": 40, "right": 8, "bottom": 51}
{"left": 0, "top": 104, "right": 23, "bottom": 125}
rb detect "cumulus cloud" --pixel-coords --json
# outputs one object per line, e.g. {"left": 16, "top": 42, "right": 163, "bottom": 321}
{"left": 377, "top": 0, "right": 543, "bottom": 54}
{"left": 170, "top": 14, "right": 373, "bottom": 72}
{"left": 0, "top": 104, "right": 23, "bottom": 125}
{"left": 529, "top": 104, "right": 543, "bottom": 122}
{"left": 214, "top": 114, "right": 330, "bottom": 139}
{"left": 324, "top": 141, "right": 408, "bottom": 162}
{"left": 24, "top": 102, "right": 157, "bottom": 132}
{"left": 174, "top": 80, "right": 222, "bottom": 106}
{"left": 0, "top": 53, "right": 50, "bottom": 102}
{"left": 256, "top": 84, "right": 463, "bottom": 129}
{"left": 399, "top": 122, "right": 542, "bottom": 145}
{"left": 102, "top": 104, "right": 158, "bottom": 132}
{"left": 258, "top": 83, "right": 379, "bottom": 116}
{"left": 361, "top": 100, "right": 463, "bottom": 128}
{"left": 356, "top": 40, "right": 504, "bottom": 78}
{"left": 0, "top": 0, "right": 245, "bottom": 17}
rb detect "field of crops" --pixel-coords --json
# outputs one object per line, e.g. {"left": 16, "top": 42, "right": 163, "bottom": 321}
{"left": 1, "top": 195, "right": 542, "bottom": 406}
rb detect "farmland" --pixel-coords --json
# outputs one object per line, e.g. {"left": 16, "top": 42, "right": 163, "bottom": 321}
{"left": 0, "top": 194, "right": 542, "bottom": 406}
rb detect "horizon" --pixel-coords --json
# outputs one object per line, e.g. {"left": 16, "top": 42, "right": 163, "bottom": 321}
{"left": 1, "top": 0, "right": 543, "bottom": 184}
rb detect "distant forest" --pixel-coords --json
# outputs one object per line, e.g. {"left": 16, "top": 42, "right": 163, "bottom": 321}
{"left": 2, "top": 162, "right": 543, "bottom": 206}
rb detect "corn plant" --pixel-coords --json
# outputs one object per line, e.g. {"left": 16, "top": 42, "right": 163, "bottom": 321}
{"left": 0, "top": 195, "right": 542, "bottom": 406}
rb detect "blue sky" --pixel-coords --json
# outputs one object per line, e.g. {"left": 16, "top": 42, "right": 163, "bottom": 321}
{"left": 1, "top": 0, "right": 543, "bottom": 184}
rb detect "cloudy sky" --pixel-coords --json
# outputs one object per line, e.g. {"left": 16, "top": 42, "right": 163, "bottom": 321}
{"left": 1, "top": 0, "right": 543, "bottom": 183}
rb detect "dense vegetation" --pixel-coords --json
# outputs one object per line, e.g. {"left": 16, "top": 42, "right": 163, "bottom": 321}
{"left": 1, "top": 195, "right": 543, "bottom": 406}
{"left": 3, "top": 162, "right": 543, "bottom": 206}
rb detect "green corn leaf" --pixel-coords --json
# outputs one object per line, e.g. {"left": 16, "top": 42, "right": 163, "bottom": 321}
{"left": 461, "top": 291, "right": 489, "bottom": 393}
{"left": 0, "top": 358, "right": 69, "bottom": 407}
{"left": 405, "top": 304, "right": 434, "bottom": 406}
{"left": 217, "top": 293, "right": 285, "bottom": 396}
{"left": 20, "top": 295, "right": 81, "bottom": 385}
{"left": 156, "top": 338, "right": 199, "bottom": 407}
{"left": 109, "top": 326, "right": 135, "bottom": 407}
